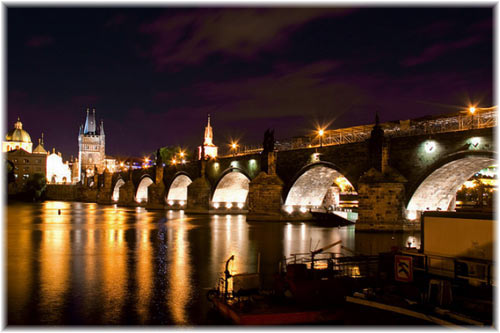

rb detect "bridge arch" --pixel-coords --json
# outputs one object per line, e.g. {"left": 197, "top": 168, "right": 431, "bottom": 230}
{"left": 135, "top": 175, "right": 154, "bottom": 203}
{"left": 112, "top": 178, "right": 126, "bottom": 202}
{"left": 406, "top": 151, "right": 495, "bottom": 219}
{"left": 284, "top": 162, "right": 356, "bottom": 212}
{"left": 211, "top": 168, "right": 251, "bottom": 209}
{"left": 166, "top": 172, "right": 193, "bottom": 206}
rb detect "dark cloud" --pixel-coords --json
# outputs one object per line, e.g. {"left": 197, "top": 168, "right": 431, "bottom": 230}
{"left": 105, "top": 13, "right": 127, "bottom": 27}
{"left": 401, "top": 36, "right": 483, "bottom": 67}
{"left": 139, "top": 8, "right": 354, "bottom": 70}
{"left": 25, "top": 35, "right": 54, "bottom": 48}
{"left": 7, "top": 7, "right": 493, "bottom": 158}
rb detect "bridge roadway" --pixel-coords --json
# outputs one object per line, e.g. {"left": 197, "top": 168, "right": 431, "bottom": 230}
{"left": 46, "top": 115, "right": 495, "bottom": 231}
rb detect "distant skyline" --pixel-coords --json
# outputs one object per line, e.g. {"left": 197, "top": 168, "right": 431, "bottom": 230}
{"left": 7, "top": 6, "right": 493, "bottom": 159}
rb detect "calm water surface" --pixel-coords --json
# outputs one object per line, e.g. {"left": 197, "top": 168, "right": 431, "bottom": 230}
{"left": 7, "top": 201, "right": 420, "bottom": 325}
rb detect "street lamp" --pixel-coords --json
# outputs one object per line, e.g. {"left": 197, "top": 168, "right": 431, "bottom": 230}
{"left": 318, "top": 129, "right": 325, "bottom": 148}
{"left": 231, "top": 142, "right": 238, "bottom": 156}
{"left": 469, "top": 106, "right": 476, "bottom": 129}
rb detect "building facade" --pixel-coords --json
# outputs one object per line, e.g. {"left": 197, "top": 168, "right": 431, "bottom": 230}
{"left": 47, "top": 148, "right": 72, "bottom": 184}
{"left": 78, "top": 108, "right": 106, "bottom": 179}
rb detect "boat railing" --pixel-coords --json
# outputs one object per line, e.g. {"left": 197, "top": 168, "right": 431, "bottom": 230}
{"left": 400, "top": 250, "right": 494, "bottom": 286}
{"left": 281, "top": 252, "right": 380, "bottom": 278}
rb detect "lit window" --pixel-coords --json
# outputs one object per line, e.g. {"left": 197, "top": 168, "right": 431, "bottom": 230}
{"left": 23, "top": 159, "right": 29, "bottom": 163}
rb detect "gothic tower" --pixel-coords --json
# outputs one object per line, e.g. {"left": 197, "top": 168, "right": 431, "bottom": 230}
{"left": 78, "top": 108, "right": 106, "bottom": 180}
{"left": 198, "top": 114, "right": 218, "bottom": 159}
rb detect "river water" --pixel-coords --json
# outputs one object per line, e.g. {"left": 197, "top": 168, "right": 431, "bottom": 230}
{"left": 7, "top": 201, "right": 421, "bottom": 325}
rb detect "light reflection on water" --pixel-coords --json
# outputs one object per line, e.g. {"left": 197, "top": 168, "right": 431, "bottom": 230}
{"left": 7, "top": 201, "right": 420, "bottom": 325}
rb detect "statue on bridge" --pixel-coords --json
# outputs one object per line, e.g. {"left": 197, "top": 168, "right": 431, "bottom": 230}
{"left": 261, "top": 128, "right": 276, "bottom": 173}
{"left": 156, "top": 148, "right": 163, "bottom": 166}
{"left": 263, "top": 128, "right": 275, "bottom": 153}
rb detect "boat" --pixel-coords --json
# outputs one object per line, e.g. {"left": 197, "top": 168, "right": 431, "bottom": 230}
{"left": 207, "top": 241, "right": 379, "bottom": 325}
{"left": 309, "top": 210, "right": 354, "bottom": 226}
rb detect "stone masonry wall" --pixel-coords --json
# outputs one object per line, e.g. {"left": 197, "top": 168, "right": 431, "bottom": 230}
{"left": 46, "top": 184, "right": 80, "bottom": 201}
{"left": 357, "top": 182, "right": 406, "bottom": 230}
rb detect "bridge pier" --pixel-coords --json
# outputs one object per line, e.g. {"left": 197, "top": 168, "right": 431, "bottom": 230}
{"left": 117, "top": 181, "right": 137, "bottom": 207}
{"left": 186, "top": 177, "right": 211, "bottom": 213}
{"left": 247, "top": 152, "right": 285, "bottom": 221}
{"left": 356, "top": 167, "right": 415, "bottom": 231}
{"left": 186, "top": 159, "right": 211, "bottom": 213}
{"left": 97, "top": 169, "right": 113, "bottom": 204}
{"left": 146, "top": 166, "right": 166, "bottom": 210}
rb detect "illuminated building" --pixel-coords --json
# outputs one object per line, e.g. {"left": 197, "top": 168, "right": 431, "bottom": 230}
{"left": 3, "top": 117, "right": 33, "bottom": 153}
{"left": 198, "top": 114, "right": 218, "bottom": 159}
{"left": 47, "top": 148, "right": 72, "bottom": 184}
{"left": 7, "top": 148, "right": 47, "bottom": 182}
{"left": 4, "top": 120, "right": 47, "bottom": 182}
{"left": 78, "top": 108, "right": 106, "bottom": 179}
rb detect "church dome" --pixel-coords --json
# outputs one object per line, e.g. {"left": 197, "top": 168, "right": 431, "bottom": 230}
{"left": 5, "top": 118, "right": 32, "bottom": 143}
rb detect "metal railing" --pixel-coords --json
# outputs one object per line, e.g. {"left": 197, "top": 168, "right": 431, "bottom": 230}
{"left": 218, "top": 110, "right": 497, "bottom": 157}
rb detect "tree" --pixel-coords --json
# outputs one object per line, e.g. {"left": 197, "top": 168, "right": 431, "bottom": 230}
{"left": 6, "top": 160, "right": 15, "bottom": 184}
{"left": 156, "top": 146, "right": 189, "bottom": 165}
{"left": 24, "top": 173, "right": 47, "bottom": 201}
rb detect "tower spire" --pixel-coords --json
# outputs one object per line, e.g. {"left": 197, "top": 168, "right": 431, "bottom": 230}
{"left": 84, "top": 107, "right": 96, "bottom": 134}
{"left": 204, "top": 113, "right": 213, "bottom": 146}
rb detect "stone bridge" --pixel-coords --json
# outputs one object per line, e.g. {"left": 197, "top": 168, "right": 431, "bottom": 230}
{"left": 58, "top": 121, "right": 494, "bottom": 231}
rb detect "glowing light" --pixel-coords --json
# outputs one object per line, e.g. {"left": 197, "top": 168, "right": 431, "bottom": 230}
{"left": 424, "top": 141, "right": 436, "bottom": 153}
{"left": 172, "top": 159, "right": 177, "bottom": 165}
{"left": 47, "top": 152, "right": 72, "bottom": 184}
{"left": 470, "top": 137, "right": 481, "bottom": 148}
{"left": 463, "top": 181, "right": 476, "bottom": 189}
{"left": 469, "top": 106, "right": 476, "bottom": 114}
{"left": 318, "top": 129, "right": 324, "bottom": 136}
{"left": 231, "top": 143, "right": 237, "bottom": 149}
{"left": 213, "top": 202, "right": 220, "bottom": 209}
{"left": 407, "top": 210, "right": 417, "bottom": 220}
{"left": 180, "top": 152, "right": 185, "bottom": 157}
{"left": 168, "top": 200, "right": 174, "bottom": 206}
{"left": 300, "top": 206, "right": 307, "bottom": 213}
{"left": 181, "top": 159, "right": 186, "bottom": 164}
{"left": 179, "top": 200, "right": 185, "bottom": 206}
{"left": 285, "top": 206, "right": 294, "bottom": 214}
{"left": 226, "top": 202, "right": 233, "bottom": 209}
{"left": 237, "top": 202, "right": 244, "bottom": 209}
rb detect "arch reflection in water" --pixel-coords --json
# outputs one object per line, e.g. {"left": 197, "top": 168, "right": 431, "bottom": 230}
{"left": 283, "top": 222, "right": 351, "bottom": 257}
{"left": 136, "top": 177, "right": 154, "bottom": 203}
{"left": 212, "top": 172, "right": 250, "bottom": 205}
{"left": 165, "top": 211, "right": 193, "bottom": 325}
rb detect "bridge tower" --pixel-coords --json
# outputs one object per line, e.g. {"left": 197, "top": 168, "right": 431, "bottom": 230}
{"left": 78, "top": 108, "right": 106, "bottom": 180}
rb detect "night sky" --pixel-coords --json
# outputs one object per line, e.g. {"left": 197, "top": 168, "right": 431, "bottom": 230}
{"left": 7, "top": 6, "right": 493, "bottom": 159}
